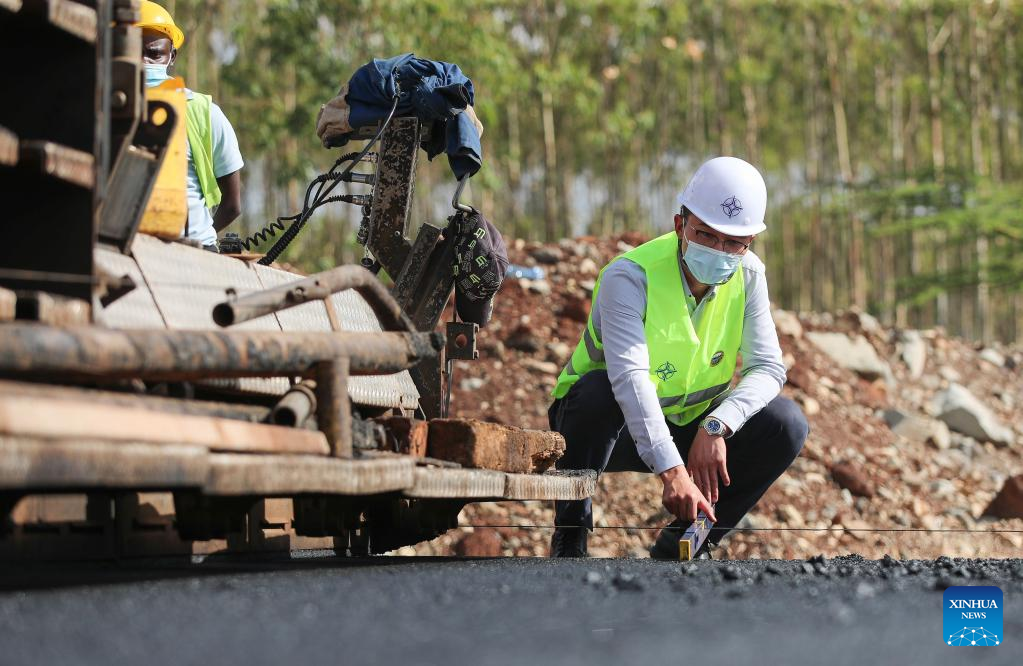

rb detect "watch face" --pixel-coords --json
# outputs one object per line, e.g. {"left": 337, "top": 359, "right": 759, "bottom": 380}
{"left": 704, "top": 418, "right": 723, "bottom": 435}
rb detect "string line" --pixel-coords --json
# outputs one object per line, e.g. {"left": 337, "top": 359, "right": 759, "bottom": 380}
{"left": 459, "top": 524, "right": 1023, "bottom": 534}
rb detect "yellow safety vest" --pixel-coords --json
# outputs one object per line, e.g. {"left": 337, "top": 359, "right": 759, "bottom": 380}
{"left": 185, "top": 92, "right": 222, "bottom": 208}
{"left": 551, "top": 232, "right": 745, "bottom": 425}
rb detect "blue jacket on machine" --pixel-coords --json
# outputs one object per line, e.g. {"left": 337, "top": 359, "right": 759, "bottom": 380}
{"left": 343, "top": 53, "right": 482, "bottom": 179}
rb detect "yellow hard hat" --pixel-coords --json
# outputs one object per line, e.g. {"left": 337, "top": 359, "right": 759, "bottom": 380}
{"left": 136, "top": 1, "right": 184, "bottom": 49}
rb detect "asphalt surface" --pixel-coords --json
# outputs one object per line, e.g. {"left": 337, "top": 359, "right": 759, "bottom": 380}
{"left": 0, "top": 554, "right": 1020, "bottom": 665}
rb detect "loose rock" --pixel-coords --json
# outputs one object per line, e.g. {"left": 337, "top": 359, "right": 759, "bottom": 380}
{"left": 933, "top": 383, "right": 1014, "bottom": 445}
{"left": 776, "top": 504, "right": 805, "bottom": 526}
{"left": 558, "top": 295, "right": 590, "bottom": 324}
{"left": 983, "top": 474, "right": 1023, "bottom": 519}
{"left": 521, "top": 358, "right": 560, "bottom": 376}
{"left": 460, "top": 377, "right": 487, "bottom": 392}
{"left": 796, "top": 395, "right": 820, "bottom": 416}
{"left": 772, "top": 309, "right": 803, "bottom": 339}
{"left": 529, "top": 247, "right": 563, "bottom": 265}
{"left": 527, "top": 279, "right": 552, "bottom": 296}
{"left": 838, "top": 309, "right": 881, "bottom": 333}
{"left": 612, "top": 571, "right": 646, "bottom": 591}
{"left": 830, "top": 462, "right": 876, "bottom": 498}
{"left": 721, "top": 565, "right": 743, "bottom": 581}
{"left": 806, "top": 332, "right": 892, "bottom": 382}
{"left": 898, "top": 330, "right": 927, "bottom": 379}
{"left": 979, "top": 348, "right": 1005, "bottom": 368}
{"left": 452, "top": 530, "right": 502, "bottom": 557}
{"left": 883, "top": 410, "right": 952, "bottom": 450}
{"left": 545, "top": 341, "right": 572, "bottom": 364}
{"left": 578, "top": 258, "right": 599, "bottom": 275}
{"left": 505, "top": 325, "right": 542, "bottom": 353}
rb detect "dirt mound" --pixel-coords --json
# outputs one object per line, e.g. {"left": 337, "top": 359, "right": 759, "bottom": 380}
{"left": 407, "top": 234, "right": 1023, "bottom": 559}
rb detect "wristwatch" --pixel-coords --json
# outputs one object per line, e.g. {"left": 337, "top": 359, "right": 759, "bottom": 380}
{"left": 700, "top": 416, "right": 727, "bottom": 437}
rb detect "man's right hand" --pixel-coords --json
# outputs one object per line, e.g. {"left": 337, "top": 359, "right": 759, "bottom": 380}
{"left": 659, "top": 465, "right": 716, "bottom": 523}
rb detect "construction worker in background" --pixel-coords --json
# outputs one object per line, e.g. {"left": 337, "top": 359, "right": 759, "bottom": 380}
{"left": 549, "top": 157, "right": 808, "bottom": 559}
{"left": 137, "top": 1, "right": 243, "bottom": 251}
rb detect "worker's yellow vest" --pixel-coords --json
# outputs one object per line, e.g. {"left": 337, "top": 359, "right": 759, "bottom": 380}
{"left": 185, "top": 92, "right": 222, "bottom": 208}
{"left": 551, "top": 232, "right": 745, "bottom": 425}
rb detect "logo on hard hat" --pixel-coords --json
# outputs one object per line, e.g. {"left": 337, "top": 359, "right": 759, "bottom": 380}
{"left": 656, "top": 362, "right": 677, "bottom": 381}
{"left": 721, "top": 196, "right": 743, "bottom": 219}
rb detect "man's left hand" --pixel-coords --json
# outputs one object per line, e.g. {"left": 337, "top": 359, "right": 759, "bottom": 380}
{"left": 688, "top": 428, "right": 730, "bottom": 503}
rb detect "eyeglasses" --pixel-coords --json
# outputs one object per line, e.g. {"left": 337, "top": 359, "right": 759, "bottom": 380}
{"left": 687, "top": 226, "right": 750, "bottom": 255}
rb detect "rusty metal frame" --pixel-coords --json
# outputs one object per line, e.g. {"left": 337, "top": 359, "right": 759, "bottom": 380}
{"left": 19, "top": 0, "right": 99, "bottom": 44}
{"left": 0, "top": 0, "right": 107, "bottom": 303}
{"left": 366, "top": 116, "right": 419, "bottom": 279}
{"left": 355, "top": 118, "right": 475, "bottom": 418}
{"left": 17, "top": 141, "right": 95, "bottom": 189}
{"left": 213, "top": 265, "right": 416, "bottom": 334}
{"left": 0, "top": 324, "right": 443, "bottom": 456}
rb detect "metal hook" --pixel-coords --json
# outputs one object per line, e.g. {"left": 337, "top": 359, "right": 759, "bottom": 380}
{"left": 452, "top": 175, "right": 475, "bottom": 214}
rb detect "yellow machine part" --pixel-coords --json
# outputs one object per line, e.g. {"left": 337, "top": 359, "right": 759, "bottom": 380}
{"left": 138, "top": 78, "right": 188, "bottom": 239}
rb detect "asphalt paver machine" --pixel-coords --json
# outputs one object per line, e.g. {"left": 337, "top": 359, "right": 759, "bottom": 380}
{"left": 0, "top": 0, "right": 592, "bottom": 559}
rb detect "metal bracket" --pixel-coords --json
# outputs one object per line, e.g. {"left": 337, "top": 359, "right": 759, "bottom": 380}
{"left": 96, "top": 269, "right": 136, "bottom": 307}
{"left": 96, "top": 99, "right": 177, "bottom": 252}
{"left": 445, "top": 321, "right": 479, "bottom": 361}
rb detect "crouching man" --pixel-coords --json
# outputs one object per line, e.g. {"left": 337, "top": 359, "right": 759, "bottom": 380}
{"left": 549, "top": 157, "right": 808, "bottom": 558}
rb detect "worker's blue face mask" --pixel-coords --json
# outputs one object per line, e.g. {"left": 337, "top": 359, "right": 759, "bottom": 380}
{"left": 144, "top": 64, "right": 171, "bottom": 89}
{"left": 682, "top": 236, "right": 743, "bottom": 286}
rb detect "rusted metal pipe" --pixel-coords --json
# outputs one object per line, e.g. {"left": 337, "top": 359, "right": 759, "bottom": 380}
{"left": 0, "top": 324, "right": 443, "bottom": 382}
{"left": 317, "top": 358, "right": 352, "bottom": 457}
{"left": 213, "top": 265, "right": 416, "bottom": 333}
{"left": 270, "top": 380, "right": 317, "bottom": 427}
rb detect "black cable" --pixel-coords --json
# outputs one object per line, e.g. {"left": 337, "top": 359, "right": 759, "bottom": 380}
{"left": 239, "top": 151, "right": 363, "bottom": 253}
{"left": 318, "top": 194, "right": 373, "bottom": 207}
{"left": 258, "top": 97, "right": 401, "bottom": 266}
{"left": 238, "top": 218, "right": 289, "bottom": 252}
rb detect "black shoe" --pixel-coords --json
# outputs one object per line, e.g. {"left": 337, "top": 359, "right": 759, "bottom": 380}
{"left": 550, "top": 526, "right": 589, "bottom": 557}
{"left": 648, "top": 519, "right": 718, "bottom": 560}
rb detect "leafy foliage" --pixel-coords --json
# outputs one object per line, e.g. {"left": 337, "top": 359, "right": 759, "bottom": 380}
{"left": 165, "top": 0, "right": 1023, "bottom": 341}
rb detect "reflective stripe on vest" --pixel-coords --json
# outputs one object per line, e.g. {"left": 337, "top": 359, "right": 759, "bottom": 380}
{"left": 551, "top": 232, "right": 746, "bottom": 426}
{"left": 657, "top": 381, "right": 732, "bottom": 409}
{"left": 583, "top": 327, "right": 603, "bottom": 363}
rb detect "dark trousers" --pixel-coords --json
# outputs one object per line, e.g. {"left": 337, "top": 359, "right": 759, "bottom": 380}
{"left": 551, "top": 370, "right": 808, "bottom": 542}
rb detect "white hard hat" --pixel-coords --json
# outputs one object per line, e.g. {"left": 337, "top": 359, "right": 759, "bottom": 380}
{"left": 677, "top": 156, "right": 767, "bottom": 236}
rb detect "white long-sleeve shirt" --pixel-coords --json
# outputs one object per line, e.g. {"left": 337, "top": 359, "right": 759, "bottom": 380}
{"left": 590, "top": 248, "right": 786, "bottom": 474}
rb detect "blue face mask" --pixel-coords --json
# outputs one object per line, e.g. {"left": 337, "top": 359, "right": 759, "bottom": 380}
{"left": 682, "top": 238, "right": 743, "bottom": 286}
{"left": 144, "top": 64, "right": 171, "bottom": 89}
